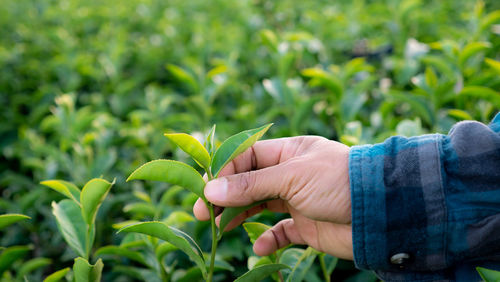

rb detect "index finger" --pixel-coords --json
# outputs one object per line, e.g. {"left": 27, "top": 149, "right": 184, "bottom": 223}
{"left": 218, "top": 138, "right": 288, "bottom": 177}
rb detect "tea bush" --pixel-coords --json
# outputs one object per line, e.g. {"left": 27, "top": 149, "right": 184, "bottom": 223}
{"left": 0, "top": 0, "right": 499, "bottom": 281}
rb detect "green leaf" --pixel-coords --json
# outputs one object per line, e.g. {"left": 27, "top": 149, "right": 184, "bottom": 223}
{"left": 458, "top": 86, "right": 500, "bottom": 108}
{"left": 40, "top": 180, "right": 81, "bottom": 203}
{"left": 479, "top": 10, "right": 500, "bottom": 33}
{"left": 485, "top": 58, "right": 500, "bottom": 75}
{"left": 118, "top": 221, "right": 207, "bottom": 279}
{"left": 123, "top": 202, "right": 156, "bottom": 217}
{"left": 424, "top": 67, "right": 438, "bottom": 89}
{"left": 219, "top": 200, "right": 268, "bottom": 238}
{"left": 476, "top": 267, "right": 500, "bottom": 282}
{"left": 459, "top": 42, "right": 491, "bottom": 68}
{"left": 155, "top": 242, "right": 178, "bottom": 262}
{"left": 447, "top": 109, "right": 473, "bottom": 120}
{"left": 211, "top": 124, "right": 272, "bottom": 177}
{"left": 52, "top": 200, "right": 88, "bottom": 258}
{"left": 16, "top": 257, "right": 51, "bottom": 280}
{"left": 421, "top": 55, "right": 456, "bottom": 80}
{"left": 0, "top": 245, "right": 32, "bottom": 275}
{"left": 163, "top": 211, "right": 195, "bottom": 228}
{"left": 166, "top": 64, "right": 198, "bottom": 92}
{"left": 243, "top": 222, "right": 271, "bottom": 244}
{"left": 234, "top": 264, "right": 290, "bottom": 282}
{"left": 260, "top": 29, "right": 279, "bottom": 52}
{"left": 80, "top": 178, "right": 113, "bottom": 225}
{"left": 301, "top": 68, "right": 343, "bottom": 98}
{"left": 204, "top": 125, "right": 216, "bottom": 158}
{"left": 43, "top": 267, "right": 70, "bottom": 282}
{"left": 127, "top": 160, "right": 206, "bottom": 200}
{"left": 285, "top": 247, "right": 319, "bottom": 282}
{"left": 386, "top": 90, "right": 434, "bottom": 124}
{"left": 73, "top": 257, "right": 104, "bottom": 282}
{"left": 95, "top": 246, "right": 149, "bottom": 267}
{"left": 165, "top": 133, "right": 211, "bottom": 170}
{"left": 0, "top": 214, "right": 30, "bottom": 230}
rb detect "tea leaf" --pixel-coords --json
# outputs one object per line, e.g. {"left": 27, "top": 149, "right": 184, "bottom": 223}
{"left": 80, "top": 178, "right": 113, "bottom": 225}
{"left": 52, "top": 200, "right": 88, "bottom": 258}
{"left": 73, "top": 257, "right": 104, "bottom": 282}
{"left": 0, "top": 245, "right": 32, "bottom": 275}
{"left": 118, "top": 221, "right": 207, "bottom": 279}
{"left": 234, "top": 263, "right": 290, "bottom": 282}
{"left": 165, "top": 133, "right": 211, "bottom": 170}
{"left": 211, "top": 124, "right": 272, "bottom": 177}
{"left": 459, "top": 42, "right": 491, "bottom": 68}
{"left": 40, "top": 180, "right": 81, "bottom": 204}
{"left": 284, "top": 247, "right": 319, "bottom": 282}
{"left": 476, "top": 267, "right": 500, "bottom": 282}
{"left": 243, "top": 222, "right": 271, "bottom": 244}
{"left": 204, "top": 124, "right": 217, "bottom": 158}
{"left": 219, "top": 200, "right": 268, "bottom": 238}
{"left": 458, "top": 86, "right": 500, "bottom": 108}
{"left": 485, "top": 58, "right": 500, "bottom": 74}
{"left": 127, "top": 160, "right": 206, "bottom": 200}
{"left": 16, "top": 257, "right": 51, "bottom": 280}
{"left": 0, "top": 214, "right": 30, "bottom": 230}
{"left": 166, "top": 64, "right": 198, "bottom": 92}
{"left": 43, "top": 267, "right": 70, "bottom": 282}
{"left": 96, "top": 246, "right": 149, "bottom": 267}
{"left": 155, "top": 242, "right": 178, "bottom": 262}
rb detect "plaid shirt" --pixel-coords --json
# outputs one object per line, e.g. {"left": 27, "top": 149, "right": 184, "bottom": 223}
{"left": 349, "top": 113, "right": 500, "bottom": 281}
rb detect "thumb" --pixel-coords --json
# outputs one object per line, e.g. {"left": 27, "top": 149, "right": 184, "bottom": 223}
{"left": 204, "top": 163, "right": 293, "bottom": 207}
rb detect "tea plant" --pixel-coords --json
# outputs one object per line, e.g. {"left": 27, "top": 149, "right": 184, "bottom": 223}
{"left": 41, "top": 178, "right": 113, "bottom": 281}
{"left": 124, "top": 124, "right": 298, "bottom": 281}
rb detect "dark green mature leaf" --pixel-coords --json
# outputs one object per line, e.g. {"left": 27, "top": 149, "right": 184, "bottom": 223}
{"left": 52, "top": 200, "right": 88, "bottom": 258}
{"left": 73, "top": 257, "right": 104, "bottom": 282}
{"left": 0, "top": 245, "right": 32, "bottom": 275}
{"left": 95, "top": 246, "right": 149, "bottom": 267}
{"left": 118, "top": 221, "right": 207, "bottom": 279}
{"left": 16, "top": 257, "right": 51, "bottom": 280}
{"left": 219, "top": 200, "right": 268, "bottom": 238}
{"left": 40, "top": 180, "right": 81, "bottom": 203}
{"left": 43, "top": 267, "right": 70, "bottom": 282}
{"left": 477, "top": 267, "right": 500, "bottom": 282}
{"left": 80, "top": 178, "right": 113, "bottom": 225}
{"left": 211, "top": 124, "right": 272, "bottom": 177}
{"left": 243, "top": 222, "right": 271, "bottom": 244}
{"left": 165, "top": 133, "right": 211, "bottom": 170}
{"left": 234, "top": 264, "right": 290, "bottom": 282}
{"left": 0, "top": 214, "right": 30, "bottom": 230}
{"left": 286, "top": 247, "right": 319, "bottom": 282}
{"left": 127, "top": 160, "right": 206, "bottom": 200}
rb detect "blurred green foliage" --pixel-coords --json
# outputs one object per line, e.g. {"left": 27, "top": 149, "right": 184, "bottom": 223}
{"left": 0, "top": 0, "right": 499, "bottom": 280}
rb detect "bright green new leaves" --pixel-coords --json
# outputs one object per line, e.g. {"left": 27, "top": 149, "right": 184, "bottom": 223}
{"left": 165, "top": 133, "right": 211, "bottom": 170}
{"left": 211, "top": 124, "right": 272, "bottom": 177}
{"left": 0, "top": 214, "right": 30, "bottom": 230}
{"left": 234, "top": 264, "right": 290, "bottom": 282}
{"left": 127, "top": 160, "right": 206, "bottom": 200}
{"left": 73, "top": 257, "right": 104, "bottom": 282}
{"left": 80, "top": 178, "right": 113, "bottom": 225}
{"left": 118, "top": 221, "right": 207, "bottom": 279}
{"left": 43, "top": 267, "right": 70, "bottom": 282}
{"left": 41, "top": 180, "right": 81, "bottom": 204}
{"left": 459, "top": 42, "right": 491, "bottom": 68}
{"left": 243, "top": 222, "right": 271, "bottom": 244}
{"left": 52, "top": 200, "right": 90, "bottom": 258}
{"left": 477, "top": 267, "right": 500, "bottom": 282}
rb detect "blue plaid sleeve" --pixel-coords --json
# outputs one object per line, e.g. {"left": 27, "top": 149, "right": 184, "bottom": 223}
{"left": 349, "top": 113, "right": 500, "bottom": 281}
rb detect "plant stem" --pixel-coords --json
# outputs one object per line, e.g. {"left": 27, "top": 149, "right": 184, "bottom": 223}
{"left": 319, "top": 253, "right": 330, "bottom": 282}
{"left": 207, "top": 202, "right": 219, "bottom": 282}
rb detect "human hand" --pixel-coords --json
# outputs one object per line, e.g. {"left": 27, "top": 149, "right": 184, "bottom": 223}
{"left": 193, "top": 136, "right": 353, "bottom": 260}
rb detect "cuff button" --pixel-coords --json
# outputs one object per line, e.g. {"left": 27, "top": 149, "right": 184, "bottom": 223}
{"left": 390, "top": 253, "right": 410, "bottom": 267}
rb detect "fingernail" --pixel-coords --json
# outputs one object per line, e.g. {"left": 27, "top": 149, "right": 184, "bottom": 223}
{"left": 205, "top": 178, "right": 228, "bottom": 201}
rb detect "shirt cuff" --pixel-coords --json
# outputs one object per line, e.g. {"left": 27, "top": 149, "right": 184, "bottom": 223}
{"left": 349, "top": 134, "right": 448, "bottom": 273}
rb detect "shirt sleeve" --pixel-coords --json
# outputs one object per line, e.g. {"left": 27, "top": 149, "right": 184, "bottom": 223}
{"left": 349, "top": 112, "right": 500, "bottom": 281}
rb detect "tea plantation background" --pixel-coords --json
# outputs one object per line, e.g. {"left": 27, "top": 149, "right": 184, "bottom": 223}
{"left": 1, "top": 0, "right": 499, "bottom": 281}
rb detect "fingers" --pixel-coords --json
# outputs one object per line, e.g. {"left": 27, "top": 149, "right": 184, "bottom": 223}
{"left": 253, "top": 219, "right": 306, "bottom": 256}
{"left": 192, "top": 198, "right": 222, "bottom": 221}
{"left": 205, "top": 161, "right": 296, "bottom": 207}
